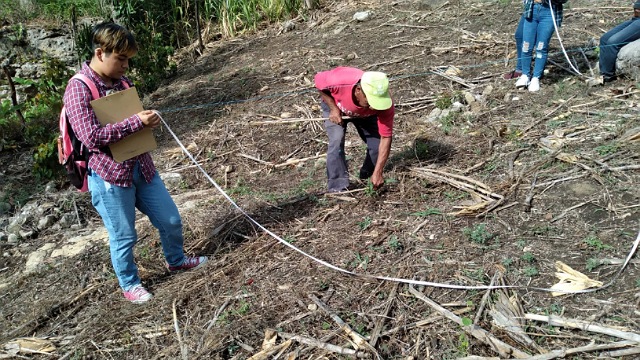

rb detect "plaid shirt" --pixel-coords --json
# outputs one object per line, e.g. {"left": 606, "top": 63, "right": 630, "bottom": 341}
{"left": 63, "top": 62, "right": 156, "bottom": 187}
{"left": 523, "top": 0, "right": 564, "bottom": 24}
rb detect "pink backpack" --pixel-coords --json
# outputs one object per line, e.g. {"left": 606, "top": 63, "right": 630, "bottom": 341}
{"left": 57, "top": 74, "right": 128, "bottom": 191}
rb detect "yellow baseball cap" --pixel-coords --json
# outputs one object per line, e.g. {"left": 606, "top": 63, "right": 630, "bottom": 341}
{"left": 360, "top": 71, "right": 392, "bottom": 110}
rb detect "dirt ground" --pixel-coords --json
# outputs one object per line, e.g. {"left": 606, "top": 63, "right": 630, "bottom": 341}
{"left": 2, "top": 0, "right": 640, "bottom": 358}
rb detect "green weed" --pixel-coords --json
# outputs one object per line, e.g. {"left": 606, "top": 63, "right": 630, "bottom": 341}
{"left": 521, "top": 252, "right": 535, "bottom": 263}
{"left": 444, "top": 190, "right": 468, "bottom": 202}
{"left": 462, "top": 223, "right": 494, "bottom": 245}
{"left": 410, "top": 208, "right": 442, "bottom": 216}
{"left": 522, "top": 266, "right": 539, "bottom": 277}
{"left": 349, "top": 253, "right": 370, "bottom": 270}
{"left": 357, "top": 217, "right": 372, "bottom": 231}
{"left": 583, "top": 235, "right": 613, "bottom": 251}
{"left": 456, "top": 333, "right": 470, "bottom": 357}
{"left": 463, "top": 268, "right": 486, "bottom": 282}
{"left": 594, "top": 143, "right": 619, "bottom": 156}
{"left": 585, "top": 258, "right": 602, "bottom": 272}
{"left": 387, "top": 235, "right": 403, "bottom": 252}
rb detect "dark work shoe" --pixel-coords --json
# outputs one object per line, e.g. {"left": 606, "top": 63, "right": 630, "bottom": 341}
{"left": 503, "top": 70, "right": 522, "bottom": 80}
{"left": 602, "top": 75, "right": 617, "bottom": 83}
{"left": 359, "top": 170, "right": 373, "bottom": 180}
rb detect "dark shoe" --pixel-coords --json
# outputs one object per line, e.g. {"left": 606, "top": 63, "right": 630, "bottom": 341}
{"left": 359, "top": 170, "right": 372, "bottom": 180}
{"left": 603, "top": 75, "right": 617, "bottom": 83}
{"left": 503, "top": 70, "right": 522, "bottom": 80}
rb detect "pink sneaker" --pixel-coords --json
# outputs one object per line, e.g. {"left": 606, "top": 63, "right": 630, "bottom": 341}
{"left": 167, "top": 256, "right": 208, "bottom": 271}
{"left": 123, "top": 284, "right": 153, "bottom": 304}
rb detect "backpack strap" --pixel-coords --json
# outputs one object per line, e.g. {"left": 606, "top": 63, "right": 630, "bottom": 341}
{"left": 71, "top": 74, "right": 130, "bottom": 99}
{"left": 71, "top": 74, "right": 99, "bottom": 100}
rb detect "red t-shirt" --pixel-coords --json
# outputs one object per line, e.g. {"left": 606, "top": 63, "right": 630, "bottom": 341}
{"left": 314, "top": 67, "right": 394, "bottom": 137}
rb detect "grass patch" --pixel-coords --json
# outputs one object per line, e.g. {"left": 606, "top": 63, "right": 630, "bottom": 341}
{"left": 462, "top": 223, "right": 494, "bottom": 245}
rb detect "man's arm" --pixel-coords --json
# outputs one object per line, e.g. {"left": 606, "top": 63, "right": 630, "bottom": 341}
{"left": 318, "top": 91, "right": 343, "bottom": 126}
{"left": 371, "top": 135, "right": 392, "bottom": 189}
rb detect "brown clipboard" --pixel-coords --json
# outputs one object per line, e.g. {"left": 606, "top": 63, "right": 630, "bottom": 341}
{"left": 90, "top": 87, "right": 157, "bottom": 163}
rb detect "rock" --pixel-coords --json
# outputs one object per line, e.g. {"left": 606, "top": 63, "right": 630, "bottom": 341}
{"left": 0, "top": 232, "right": 6, "bottom": 242}
{"left": 45, "top": 181, "right": 57, "bottom": 193}
{"left": 19, "top": 229, "right": 34, "bottom": 239}
{"left": 160, "top": 172, "right": 183, "bottom": 189}
{"left": 7, "top": 234, "right": 18, "bottom": 243}
{"left": 281, "top": 20, "right": 295, "bottom": 33}
{"left": 428, "top": 107, "right": 442, "bottom": 119}
{"left": 353, "top": 11, "right": 372, "bottom": 22}
{"left": 50, "top": 229, "right": 108, "bottom": 258}
{"left": 37, "top": 215, "right": 56, "bottom": 230}
{"left": 7, "top": 215, "right": 27, "bottom": 235}
{"left": 333, "top": 25, "right": 348, "bottom": 35}
{"left": 616, "top": 39, "right": 640, "bottom": 81}
{"left": 24, "top": 243, "right": 56, "bottom": 273}
{"left": 464, "top": 92, "right": 476, "bottom": 105}
{"left": 57, "top": 213, "right": 77, "bottom": 229}
{"left": 451, "top": 101, "right": 464, "bottom": 112}
{"left": 482, "top": 85, "right": 494, "bottom": 97}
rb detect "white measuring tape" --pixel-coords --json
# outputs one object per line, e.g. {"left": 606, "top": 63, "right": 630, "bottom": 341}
{"left": 155, "top": 112, "right": 638, "bottom": 294}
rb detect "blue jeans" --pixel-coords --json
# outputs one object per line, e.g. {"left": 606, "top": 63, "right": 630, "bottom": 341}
{"left": 521, "top": 3, "right": 559, "bottom": 78}
{"left": 599, "top": 17, "right": 640, "bottom": 78}
{"left": 321, "top": 102, "right": 380, "bottom": 192}
{"left": 88, "top": 163, "right": 185, "bottom": 290}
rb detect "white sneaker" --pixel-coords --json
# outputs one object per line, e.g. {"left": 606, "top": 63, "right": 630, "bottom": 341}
{"left": 528, "top": 77, "right": 540, "bottom": 92}
{"left": 515, "top": 74, "right": 530, "bottom": 89}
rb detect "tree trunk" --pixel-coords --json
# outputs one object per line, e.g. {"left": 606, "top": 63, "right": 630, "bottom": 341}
{"left": 2, "top": 66, "right": 26, "bottom": 130}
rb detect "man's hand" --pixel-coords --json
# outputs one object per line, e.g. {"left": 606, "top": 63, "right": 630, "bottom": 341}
{"left": 138, "top": 110, "right": 160, "bottom": 128}
{"left": 329, "top": 109, "right": 343, "bottom": 126}
{"left": 371, "top": 172, "right": 385, "bottom": 190}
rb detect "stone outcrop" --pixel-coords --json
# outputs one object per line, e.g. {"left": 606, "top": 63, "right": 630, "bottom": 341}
{"left": 616, "top": 39, "right": 640, "bottom": 81}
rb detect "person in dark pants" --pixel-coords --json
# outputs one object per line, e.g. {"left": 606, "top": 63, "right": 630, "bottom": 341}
{"left": 314, "top": 67, "right": 394, "bottom": 193}
{"left": 598, "top": 1, "right": 640, "bottom": 83}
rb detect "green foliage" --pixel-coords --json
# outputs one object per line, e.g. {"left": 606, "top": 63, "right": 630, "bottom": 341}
{"left": 364, "top": 180, "right": 377, "bottom": 197}
{"left": 462, "top": 223, "right": 493, "bottom": 245}
{"left": 0, "top": 0, "right": 109, "bottom": 23}
{"left": 1, "top": 58, "right": 73, "bottom": 180}
{"left": 521, "top": 252, "right": 535, "bottom": 263}
{"left": 594, "top": 143, "right": 619, "bottom": 156}
{"left": 585, "top": 258, "right": 602, "bottom": 272}
{"left": 33, "top": 139, "right": 62, "bottom": 180}
{"left": 583, "top": 235, "right": 613, "bottom": 251}
{"left": 435, "top": 94, "right": 453, "bottom": 110}
{"left": 502, "top": 257, "right": 514, "bottom": 268}
{"left": 456, "top": 333, "right": 470, "bottom": 357}
{"left": 387, "top": 235, "right": 402, "bottom": 252}
{"left": 357, "top": 216, "right": 372, "bottom": 231}
{"left": 522, "top": 266, "right": 539, "bottom": 277}
{"left": 410, "top": 208, "right": 442, "bottom": 216}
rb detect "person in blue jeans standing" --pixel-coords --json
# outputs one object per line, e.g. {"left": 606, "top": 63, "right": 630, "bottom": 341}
{"left": 515, "top": 0, "right": 567, "bottom": 92}
{"left": 599, "top": 1, "right": 640, "bottom": 83}
{"left": 63, "top": 23, "right": 207, "bottom": 304}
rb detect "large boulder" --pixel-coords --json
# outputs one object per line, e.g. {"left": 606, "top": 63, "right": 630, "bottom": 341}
{"left": 616, "top": 39, "right": 640, "bottom": 81}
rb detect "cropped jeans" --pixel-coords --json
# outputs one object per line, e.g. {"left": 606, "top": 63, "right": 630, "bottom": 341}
{"left": 88, "top": 163, "right": 185, "bottom": 291}
{"left": 322, "top": 101, "right": 380, "bottom": 192}
{"left": 599, "top": 17, "right": 640, "bottom": 78}
{"left": 521, "top": 2, "right": 561, "bottom": 78}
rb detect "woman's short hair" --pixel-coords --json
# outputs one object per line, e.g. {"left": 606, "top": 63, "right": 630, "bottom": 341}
{"left": 91, "top": 22, "right": 138, "bottom": 56}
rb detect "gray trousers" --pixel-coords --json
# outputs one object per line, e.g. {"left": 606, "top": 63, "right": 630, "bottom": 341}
{"left": 322, "top": 101, "right": 380, "bottom": 191}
